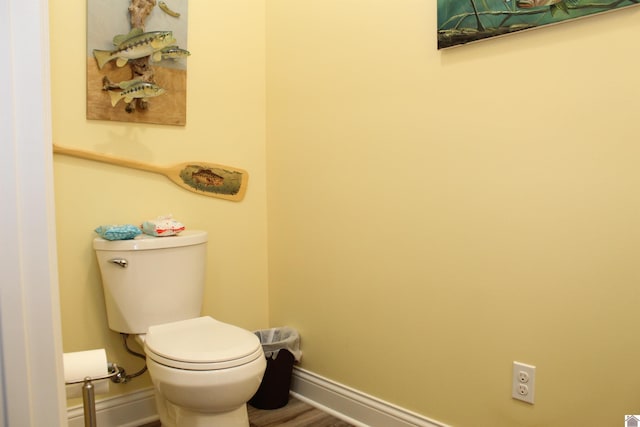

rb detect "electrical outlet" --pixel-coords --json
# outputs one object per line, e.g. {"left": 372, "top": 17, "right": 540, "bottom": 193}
{"left": 517, "top": 383, "right": 529, "bottom": 396}
{"left": 518, "top": 370, "right": 529, "bottom": 383}
{"left": 512, "top": 361, "right": 535, "bottom": 404}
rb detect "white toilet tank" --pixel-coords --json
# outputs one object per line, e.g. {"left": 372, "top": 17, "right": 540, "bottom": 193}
{"left": 93, "top": 230, "right": 208, "bottom": 334}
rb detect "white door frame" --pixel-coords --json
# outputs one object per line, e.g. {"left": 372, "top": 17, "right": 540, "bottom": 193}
{"left": 0, "top": 0, "right": 67, "bottom": 425}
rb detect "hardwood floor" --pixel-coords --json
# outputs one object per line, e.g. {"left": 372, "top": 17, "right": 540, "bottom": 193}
{"left": 248, "top": 398, "right": 353, "bottom": 427}
{"left": 138, "top": 397, "right": 354, "bottom": 427}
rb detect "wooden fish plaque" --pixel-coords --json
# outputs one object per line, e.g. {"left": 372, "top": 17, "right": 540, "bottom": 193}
{"left": 87, "top": 0, "right": 189, "bottom": 125}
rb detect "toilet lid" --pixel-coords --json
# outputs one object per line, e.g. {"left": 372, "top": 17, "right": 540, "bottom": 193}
{"left": 144, "top": 316, "right": 263, "bottom": 370}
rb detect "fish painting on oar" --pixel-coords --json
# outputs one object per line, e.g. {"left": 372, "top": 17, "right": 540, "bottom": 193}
{"left": 53, "top": 145, "right": 248, "bottom": 201}
{"left": 438, "top": 0, "right": 640, "bottom": 49}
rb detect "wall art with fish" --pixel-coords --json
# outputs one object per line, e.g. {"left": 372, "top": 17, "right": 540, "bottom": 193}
{"left": 438, "top": 0, "right": 639, "bottom": 49}
{"left": 87, "top": 0, "right": 189, "bottom": 125}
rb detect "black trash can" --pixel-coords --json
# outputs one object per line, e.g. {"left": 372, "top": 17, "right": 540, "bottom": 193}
{"left": 249, "top": 327, "right": 301, "bottom": 410}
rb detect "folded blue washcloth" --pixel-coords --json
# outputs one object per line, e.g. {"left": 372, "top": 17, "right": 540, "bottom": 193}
{"left": 94, "top": 224, "right": 141, "bottom": 241}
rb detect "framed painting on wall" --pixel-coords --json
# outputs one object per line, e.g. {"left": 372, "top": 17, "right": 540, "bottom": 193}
{"left": 87, "top": 0, "right": 189, "bottom": 125}
{"left": 438, "top": 0, "right": 639, "bottom": 49}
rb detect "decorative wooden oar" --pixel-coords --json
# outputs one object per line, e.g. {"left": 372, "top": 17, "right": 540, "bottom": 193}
{"left": 53, "top": 144, "right": 248, "bottom": 202}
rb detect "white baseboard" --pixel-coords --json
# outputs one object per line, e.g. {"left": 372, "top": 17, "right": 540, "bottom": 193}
{"left": 291, "top": 367, "right": 450, "bottom": 427}
{"left": 67, "top": 369, "right": 450, "bottom": 427}
{"left": 67, "top": 387, "right": 158, "bottom": 427}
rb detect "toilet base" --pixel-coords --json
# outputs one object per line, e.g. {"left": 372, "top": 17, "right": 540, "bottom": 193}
{"left": 157, "top": 398, "right": 250, "bottom": 427}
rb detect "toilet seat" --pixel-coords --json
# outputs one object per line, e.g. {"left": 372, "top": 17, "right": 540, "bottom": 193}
{"left": 144, "top": 316, "right": 263, "bottom": 371}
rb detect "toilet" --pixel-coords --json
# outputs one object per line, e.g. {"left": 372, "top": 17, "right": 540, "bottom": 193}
{"left": 93, "top": 230, "right": 266, "bottom": 427}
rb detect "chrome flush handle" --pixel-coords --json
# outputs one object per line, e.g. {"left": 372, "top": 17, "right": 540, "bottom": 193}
{"left": 109, "top": 258, "right": 128, "bottom": 268}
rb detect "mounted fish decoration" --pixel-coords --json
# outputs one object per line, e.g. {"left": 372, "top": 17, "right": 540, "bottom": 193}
{"left": 87, "top": 0, "right": 190, "bottom": 126}
{"left": 158, "top": 45, "right": 191, "bottom": 61}
{"left": 93, "top": 30, "right": 177, "bottom": 69}
{"left": 109, "top": 81, "right": 166, "bottom": 106}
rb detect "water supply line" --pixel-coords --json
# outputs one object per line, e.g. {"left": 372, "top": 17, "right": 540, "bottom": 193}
{"left": 113, "top": 333, "right": 148, "bottom": 383}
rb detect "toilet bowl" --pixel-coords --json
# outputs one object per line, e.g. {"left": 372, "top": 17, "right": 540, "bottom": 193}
{"left": 143, "top": 317, "right": 266, "bottom": 427}
{"left": 93, "top": 231, "right": 265, "bottom": 427}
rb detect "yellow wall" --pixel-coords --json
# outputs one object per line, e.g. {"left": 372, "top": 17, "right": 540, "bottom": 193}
{"left": 52, "top": 0, "right": 640, "bottom": 425}
{"left": 266, "top": 2, "right": 640, "bottom": 427}
{"left": 50, "top": 0, "right": 268, "bottom": 399}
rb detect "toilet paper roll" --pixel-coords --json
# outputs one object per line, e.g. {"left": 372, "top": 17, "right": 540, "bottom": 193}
{"left": 63, "top": 349, "right": 110, "bottom": 399}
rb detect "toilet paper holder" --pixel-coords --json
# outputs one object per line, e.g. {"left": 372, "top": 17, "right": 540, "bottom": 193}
{"left": 65, "top": 362, "right": 124, "bottom": 427}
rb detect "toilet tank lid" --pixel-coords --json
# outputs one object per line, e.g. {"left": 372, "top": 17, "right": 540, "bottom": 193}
{"left": 145, "top": 316, "right": 262, "bottom": 364}
{"left": 93, "top": 230, "right": 207, "bottom": 251}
